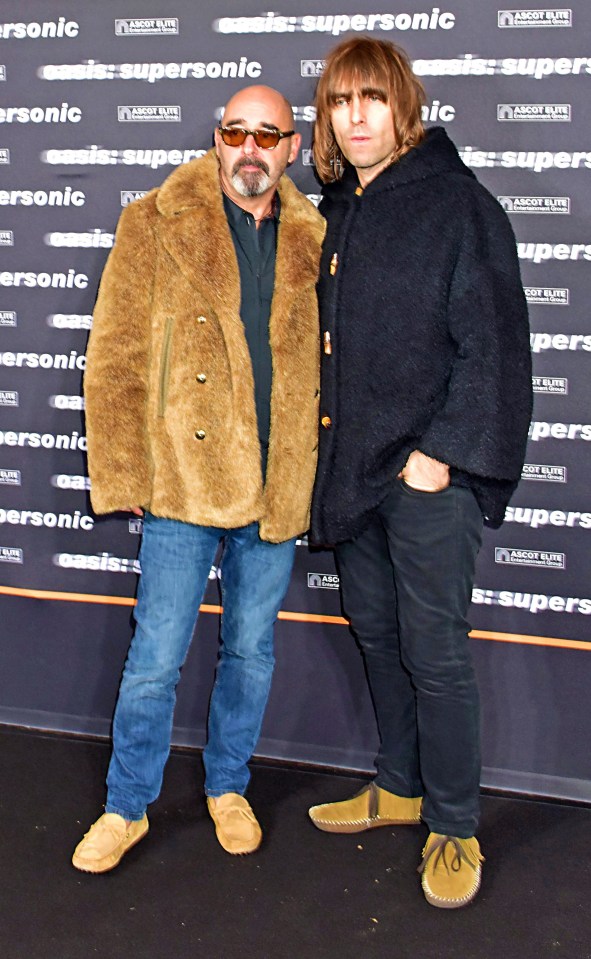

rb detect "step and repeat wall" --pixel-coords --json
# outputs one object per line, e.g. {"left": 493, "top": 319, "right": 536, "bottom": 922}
{"left": 1, "top": 1, "right": 590, "bottom": 800}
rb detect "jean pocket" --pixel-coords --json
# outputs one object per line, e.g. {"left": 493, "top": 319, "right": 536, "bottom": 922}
{"left": 398, "top": 477, "right": 451, "bottom": 496}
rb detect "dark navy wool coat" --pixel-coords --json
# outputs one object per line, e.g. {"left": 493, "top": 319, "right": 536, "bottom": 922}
{"left": 311, "top": 127, "right": 532, "bottom": 545}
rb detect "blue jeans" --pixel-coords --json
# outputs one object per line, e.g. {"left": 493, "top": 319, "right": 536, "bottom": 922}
{"left": 105, "top": 513, "right": 296, "bottom": 821}
{"left": 335, "top": 480, "right": 483, "bottom": 838}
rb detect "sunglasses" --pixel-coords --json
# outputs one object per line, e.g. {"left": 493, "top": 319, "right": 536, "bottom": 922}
{"left": 218, "top": 125, "right": 295, "bottom": 150}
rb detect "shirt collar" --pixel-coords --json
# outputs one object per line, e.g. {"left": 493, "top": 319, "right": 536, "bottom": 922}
{"left": 222, "top": 190, "right": 280, "bottom": 226}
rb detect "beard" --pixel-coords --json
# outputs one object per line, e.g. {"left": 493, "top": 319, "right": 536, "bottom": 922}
{"left": 231, "top": 156, "right": 271, "bottom": 197}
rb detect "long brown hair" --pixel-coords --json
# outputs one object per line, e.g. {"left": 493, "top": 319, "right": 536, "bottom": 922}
{"left": 313, "top": 37, "right": 426, "bottom": 183}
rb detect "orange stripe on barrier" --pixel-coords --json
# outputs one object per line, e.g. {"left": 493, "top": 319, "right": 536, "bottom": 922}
{"left": 0, "top": 584, "right": 589, "bottom": 650}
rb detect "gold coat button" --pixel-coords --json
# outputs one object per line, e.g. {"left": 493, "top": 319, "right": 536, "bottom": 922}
{"left": 321, "top": 415, "right": 332, "bottom": 429}
{"left": 197, "top": 315, "right": 207, "bottom": 324}
{"left": 195, "top": 429, "right": 206, "bottom": 440}
{"left": 196, "top": 373, "right": 207, "bottom": 383}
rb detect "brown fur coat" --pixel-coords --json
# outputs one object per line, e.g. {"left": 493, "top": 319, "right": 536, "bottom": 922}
{"left": 84, "top": 149, "right": 325, "bottom": 542}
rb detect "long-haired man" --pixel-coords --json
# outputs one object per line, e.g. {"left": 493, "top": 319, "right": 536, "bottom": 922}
{"left": 308, "top": 37, "right": 532, "bottom": 908}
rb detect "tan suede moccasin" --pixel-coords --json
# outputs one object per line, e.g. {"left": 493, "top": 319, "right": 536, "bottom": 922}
{"left": 72, "top": 812, "right": 149, "bottom": 873}
{"left": 308, "top": 781, "right": 422, "bottom": 834}
{"left": 207, "top": 793, "right": 262, "bottom": 855}
{"left": 418, "top": 833, "right": 484, "bottom": 908}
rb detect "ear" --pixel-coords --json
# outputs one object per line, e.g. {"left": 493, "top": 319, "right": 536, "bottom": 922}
{"left": 287, "top": 132, "right": 302, "bottom": 166}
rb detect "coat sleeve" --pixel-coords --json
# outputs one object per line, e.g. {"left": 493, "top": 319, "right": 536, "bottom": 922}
{"left": 417, "top": 189, "right": 532, "bottom": 483}
{"left": 84, "top": 198, "right": 156, "bottom": 514}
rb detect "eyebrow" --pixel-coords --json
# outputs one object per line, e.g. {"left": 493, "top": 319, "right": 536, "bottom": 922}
{"left": 222, "top": 118, "right": 280, "bottom": 131}
{"left": 331, "top": 86, "right": 387, "bottom": 100}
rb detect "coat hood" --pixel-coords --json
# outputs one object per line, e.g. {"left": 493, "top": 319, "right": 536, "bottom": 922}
{"left": 324, "top": 126, "right": 476, "bottom": 200}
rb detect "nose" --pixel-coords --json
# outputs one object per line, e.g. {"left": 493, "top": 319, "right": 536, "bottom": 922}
{"left": 350, "top": 95, "right": 366, "bottom": 125}
{"left": 242, "top": 132, "right": 257, "bottom": 154}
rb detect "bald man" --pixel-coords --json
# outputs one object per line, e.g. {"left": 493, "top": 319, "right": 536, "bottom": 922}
{"left": 73, "top": 86, "right": 325, "bottom": 871}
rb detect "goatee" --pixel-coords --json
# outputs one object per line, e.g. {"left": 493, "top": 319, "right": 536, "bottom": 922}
{"left": 231, "top": 156, "right": 271, "bottom": 197}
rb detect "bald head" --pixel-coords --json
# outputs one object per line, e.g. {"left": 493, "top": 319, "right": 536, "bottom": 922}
{"left": 221, "top": 85, "right": 294, "bottom": 131}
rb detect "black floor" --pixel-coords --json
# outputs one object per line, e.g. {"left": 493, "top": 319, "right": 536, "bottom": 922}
{"left": 1, "top": 728, "right": 590, "bottom": 959}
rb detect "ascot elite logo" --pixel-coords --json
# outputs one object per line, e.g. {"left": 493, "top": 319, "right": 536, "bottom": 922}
{"left": 301, "top": 59, "right": 324, "bottom": 77}
{"left": 532, "top": 376, "right": 568, "bottom": 395}
{"left": 499, "top": 196, "right": 570, "bottom": 214}
{"left": 302, "top": 149, "right": 314, "bottom": 166}
{"left": 495, "top": 547, "right": 566, "bottom": 569}
{"left": 497, "top": 103, "right": 571, "bottom": 121}
{"left": 0, "top": 66, "right": 6, "bottom": 81}
{"left": 118, "top": 105, "right": 181, "bottom": 122}
{"left": 121, "top": 190, "right": 148, "bottom": 206}
{"left": 0, "top": 547, "right": 23, "bottom": 564}
{"left": 308, "top": 572, "right": 340, "bottom": 589}
{"left": 115, "top": 18, "right": 179, "bottom": 36}
{"left": 522, "top": 463, "right": 567, "bottom": 482}
{"left": 0, "top": 390, "right": 18, "bottom": 407}
{"left": 524, "top": 287, "right": 569, "bottom": 305}
{"left": 498, "top": 9, "right": 572, "bottom": 27}
{"left": 0, "top": 149, "right": 9, "bottom": 163}
{"left": 0, "top": 230, "right": 14, "bottom": 246}
{"left": 129, "top": 517, "right": 144, "bottom": 535}
{"left": 0, "top": 469, "right": 21, "bottom": 485}
{"left": 0, "top": 311, "right": 17, "bottom": 326}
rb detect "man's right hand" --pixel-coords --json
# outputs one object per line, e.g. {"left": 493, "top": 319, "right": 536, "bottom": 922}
{"left": 125, "top": 507, "right": 144, "bottom": 516}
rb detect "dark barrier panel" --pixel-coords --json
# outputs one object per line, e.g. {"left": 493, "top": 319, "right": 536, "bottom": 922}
{"left": 1, "top": 0, "right": 590, "bottom": 800}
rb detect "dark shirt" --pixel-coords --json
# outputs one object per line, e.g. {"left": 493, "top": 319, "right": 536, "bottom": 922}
{"left": 223, "top": 192, "right": 279, "bottom": 476}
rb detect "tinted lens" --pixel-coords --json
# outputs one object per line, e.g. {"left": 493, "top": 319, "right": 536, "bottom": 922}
{"left": 219, "top": 127, "right": 281, "bottom": 149}
{"left": 253, "top": 129, "right": 280, "bottom": 148}
{"left": 220, "top": 127, "right": 248, "bottom": 146}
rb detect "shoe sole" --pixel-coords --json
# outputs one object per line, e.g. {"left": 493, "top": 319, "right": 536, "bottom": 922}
{"left": 72, "top": 822, "right": 149, "bottom": 874}
{"left": 309, "top": 813, "right": 421, "bottom": 834}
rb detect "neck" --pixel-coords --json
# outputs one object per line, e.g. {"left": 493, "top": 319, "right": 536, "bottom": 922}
{"left": 355, "top": 155, "right": 393, "bottom": 188}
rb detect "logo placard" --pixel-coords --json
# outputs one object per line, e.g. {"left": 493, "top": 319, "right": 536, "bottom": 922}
{"left": 0, "top": 546, "right": 23, "bottom": 564}
{"left": 300, "top": 59, "right": 325, "bottom": 77}
{"left": 495, "top": 547, "right": 566, "bottom": 569}
{"left": 497, "top": 103, "right": 571, "bottom": 121}
{"left": 118, "top": 105, "right": 181, "bottom": 122}
{"left": 498, "top": 9, "right": 572, "bottom": 28}
{"left": 121, "top": 190, "right": 148, "bottom": 206}
{"left": 524, "top": 287, "right": 568, "bottom": 305}
{"left": 0, "top": 469, "right": 21, "bottom": 485}
{"left": 115, "top": 18, "right": 179, "bottom": 36}
{"left": 532, "top": 376, "right": 568, "bottom": 395}
{"left": 522, "top": 464, "right": 567, "bottom": 482}
{"left": 498, "top": 196, "right": 570, "bottom": 215}
{"left": 307, "top": 572, "right": 340, "bottom": 589}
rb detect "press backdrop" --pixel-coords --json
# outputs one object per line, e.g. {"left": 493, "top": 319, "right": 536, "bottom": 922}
{"left": 1, "top": 0, "right": 590, "bottom": 800}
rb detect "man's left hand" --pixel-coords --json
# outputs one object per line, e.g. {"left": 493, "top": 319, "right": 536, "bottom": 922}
{"left": 398, "top": 450, "right": 450, "bottom": 492}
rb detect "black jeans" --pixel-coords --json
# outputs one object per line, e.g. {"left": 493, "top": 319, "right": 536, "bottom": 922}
{"left": 335, "top": 479, "right": 483, "bottom": 838}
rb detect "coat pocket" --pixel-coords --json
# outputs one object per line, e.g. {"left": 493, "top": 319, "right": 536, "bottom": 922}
{"left": 158, "top": 315, "right": 174, "bottom": 417}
